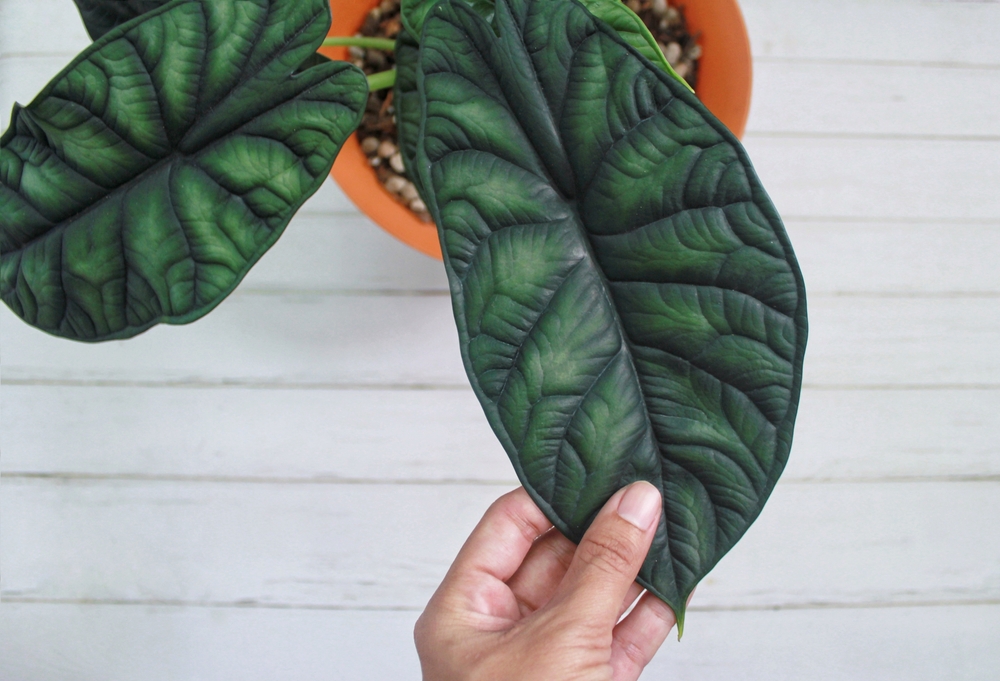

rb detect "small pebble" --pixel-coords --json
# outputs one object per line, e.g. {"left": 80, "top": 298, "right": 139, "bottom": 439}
{"left": 664, "top": 41, "right": 682, "bottom": 65}
{"left": 626, "top": 0, "right": 642, "bottom": 12}
{"left": 674, "top": 61, "right": 690, "bottom": 79}
{"left": 379, "top": 0, "right": 395, "bottom": 13}
{"left": 370, "top": 156, "right": 382, "bottom": 167}
{"left": 378, "top": 140, "right": 398, "bottom": 158}
{"left": 365, "top": 49, "right": 387, "bottom": 70}
{"left": 385, "top": 175, "right": 408, "bottom": 195}
{"left": 651, "top": 0, "right": 668, "bottom": 18}
{"left": 409, "top": 198, "right": 427, "bottom": 213}
{"left": 348, "top": 46, "right": 365, "bottom": 59}
{"left": 665, "top": 7, "right": 680, "bottom": 25}
{"left": 389, "top": 152, "right": 405, "bottom": 173}
{"left": 686, "top": 44, "right": 702, "bottom": 60}
{"left": 361, "top": 137, "right": 380, "bottom": 155}
{"left": 400, "top": 182, "right": 420, "bottom": 201}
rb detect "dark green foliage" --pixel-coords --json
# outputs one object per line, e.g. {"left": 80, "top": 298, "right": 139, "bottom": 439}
{"left": 401, "top": 0, "right": 494, "bottom": 37}
{"left": 0, "top": 0, "right": 367, "bottom": 341}
{"left": 73, "top": 0, "right": 171, "bottom": 40}
{"left": 414, "top": 0, "right": 807, "bottom": 624}
{"left": 393, "top": 27, "right": 423, "bottom": 187}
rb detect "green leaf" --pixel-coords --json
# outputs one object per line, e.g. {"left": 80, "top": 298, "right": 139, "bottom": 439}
{"left": 0, "top": 0, "right": 367, "bottom": 341}
{"left": 72, "top": 0, "right": 171, "bottom": 40}
{"left": 400, "top": 0, "right": 494, "bottom": 38}
{"left": 394, "top": 26, "right": 424, "bottom": 187}
{"left": 415, "top": 0, "right": 807, "bottom": 626}
{"left": 575, "top": 0, "right": 692, "bottom": 91}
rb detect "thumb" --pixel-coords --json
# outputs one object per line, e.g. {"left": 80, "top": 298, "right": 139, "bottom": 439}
{"left": 550, "top": 481, "right": 662, "bottom": 629}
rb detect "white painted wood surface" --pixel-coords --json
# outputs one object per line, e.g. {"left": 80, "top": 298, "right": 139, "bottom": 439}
{"left": 2, "top": 1, "right": 1000, "bottom": 680}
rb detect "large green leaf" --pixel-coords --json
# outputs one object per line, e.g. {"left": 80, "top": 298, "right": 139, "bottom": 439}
{"left": 72, "top": 0, "right": 171, "bottom": 40}
{"left": 393, "top": 26, "right": 423, "bottom": 187}
{"left": 575, "top": 0, "right": 691, "bottom": 90}
{"left": 400, "top": 0, "right": 494, "bottom": 38}
{"left": 415, "top": 0, "right": 807, "bottom": 627}
{"left": 0, "top": 0, "right": 367, "bottom": 341}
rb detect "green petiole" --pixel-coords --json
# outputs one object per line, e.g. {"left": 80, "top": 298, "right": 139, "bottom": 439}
{"left": 366, "top": 68, "right": 397, "bottom": 91}
{"left": 322, "top": 36, "right": 397, "bottom": 51}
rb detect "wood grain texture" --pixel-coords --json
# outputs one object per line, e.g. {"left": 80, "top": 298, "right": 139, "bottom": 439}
{"left": 740, "top": 0, "right": 1000, "bottom": 65}
{"left": 4, "top": 602, "right": 998, "bottom": 681}
{"left": 3, "top": 386, "right": 998, "bottom": 482}
{"left": 786, "top": 221, "right": 1000, "bottom": 295}
{"left": 747, "top": 61, "right": 1000, "bottom": 138}
{"left": 744, "top": 137, "right": 1000, "bottom": 221}
{"left": 4, "top": 479, "right": 998, "bottom": 610}
{"left": 0, "top": 603, "right": 422, "bottom": 681}
{"left": 4, "top": 295, "right": 999, "bottom": 387}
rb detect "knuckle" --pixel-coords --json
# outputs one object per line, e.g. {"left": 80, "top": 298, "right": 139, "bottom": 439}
{"left": 614, "top": 635, "right": 650, "bottom": 669}
{"left": 577, "top": 532, "right": 638, "bottom": 576}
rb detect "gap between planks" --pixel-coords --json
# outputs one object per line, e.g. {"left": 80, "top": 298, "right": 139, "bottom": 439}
{"left": 754, "top": 55, "right": 1000, "bottom": 71}
{"left": 745, "top": 131, "right": 1000, "bottom": 143}
{"left": 2, "top": 472, "right": 998, "bottom": 486}
{"left": 4, "top": 595, "right": 997, "bottom": 613}
{"left": 4, "top": 378, "right": 1000, "bottom": 391}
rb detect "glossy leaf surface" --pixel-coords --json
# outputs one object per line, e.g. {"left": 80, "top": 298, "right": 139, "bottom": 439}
{"left": 575, "top": 0, "right": 691, "bottom": 89}
{"left": 1, "top": 0, "right": 367, "bottom": 341}
{"left": 72, "top": 0, "right": 170, "bottom": 40}
{"left": 400, "top": 0, "right": 494, "bottom": 38}
{"left": 393, "top": 26, "right": 423, "bottom": 187}
{"left": 415, "top": 0, "right": 807, "bottom": 624}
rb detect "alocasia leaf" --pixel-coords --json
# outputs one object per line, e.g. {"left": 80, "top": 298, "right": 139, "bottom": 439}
{"left": 0, "top": 0, "right": 367, "bottom": 341}
{"left": 72, "top": 0, "right": 171, "bottom": 40}
{"left": 393, "top": 26, "right": 423, "bottom": 187}
{"left": 400, "top": 0, "right": 494, "bottom": 39}
{"left": 575, "top": 0, "right": 692, "bottom": 90}
{"left": 415, "top": 0, "right": 807, "bottom": 628}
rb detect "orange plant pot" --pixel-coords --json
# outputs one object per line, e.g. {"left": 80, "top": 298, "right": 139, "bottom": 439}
{"left": 322, "top": 0, "right": 753, "bottom": 260}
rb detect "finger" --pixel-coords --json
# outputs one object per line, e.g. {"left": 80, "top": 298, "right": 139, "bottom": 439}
{"left": 506, "top": 528, "right": 576, "bottom": 615}
{"left": 444, "top": 487, "right": 553, "bottom": 587}
{"left": 617, "top": 583, "right": 645, "bottom": 621}
{"left": 549, "top": 482, "right": 662, "bottom": 629}
{"left": 609, "top": 592, "right": 677, "bottom": 681}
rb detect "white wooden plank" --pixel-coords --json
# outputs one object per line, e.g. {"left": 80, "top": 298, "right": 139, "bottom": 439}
{"left": 0, "top": 0, "right": 90, "bottom": 57}
{"left": 747, "top": 60, "right": 1000, "bottom": 137}
{"left": 3, "top": 479, "right": 998, "bottom": 610}
{"left": 5, "top": 0, "right": 1000, "bottom": 68}
{"left": 2, "top": 601, "right": 998, "bottom": 681}
{"left": 0, "top": 603, "right": 421, "bottom": 681}
{"left": 652, "top": 604, "right": 1000, "bottom": 681}
{"left": 786, "top": 221, "right": 1000, "bottom": 295}
{"left": 741, "top": 0, "right": 1000, "bottom": 65}
{"left": 3, "top": 385, "right": 998, "bottom": 482}
{"left": 0, "top": 293, "right": 468, "bottom": 386}
{"left": 0, "top": 479, "right": 491, "bottom": 608}
{"left": 0, "top": 385, "right": 513, "bottom": 482}
{"left": 9, "top": 53, "right": 1000, "bottom": 140}
{"left": 744, "top": 137, "right": 1000, "bottom": 221}
{"left": 803, "top": 296, "right": 1000, "bottom": 388}
{"left": 241, "top": 213, "right": 448, "bottom": 293}
{"left": 4, "top": 295, "right": 999, "bottom": 387}
{"left": 787, "top": 388, "right": 1000, "bottom": 481}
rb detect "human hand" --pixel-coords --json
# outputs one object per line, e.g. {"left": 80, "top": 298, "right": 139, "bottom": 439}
{"left": 414, "top": 482, "right": 678, "bottom": 681}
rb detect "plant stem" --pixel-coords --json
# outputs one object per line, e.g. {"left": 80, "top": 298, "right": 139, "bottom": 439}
{"left": 367, "top": 69, "right": 397, "bottom": 91}
{"left": 322, "top": 36, "right": 396, "bottom": 51}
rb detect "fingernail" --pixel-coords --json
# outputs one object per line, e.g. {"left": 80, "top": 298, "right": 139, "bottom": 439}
{"left": 617, "top": 482, "right": 661, "bottom": 530}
